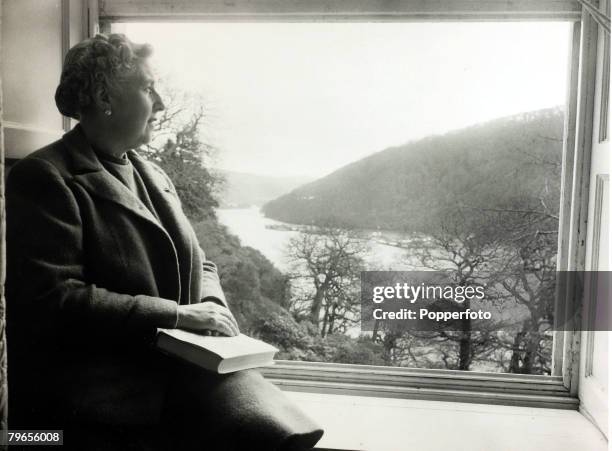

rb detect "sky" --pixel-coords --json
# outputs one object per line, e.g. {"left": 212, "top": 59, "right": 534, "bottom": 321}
{"left": 122, "top": 22, "right": 571, "bottom": 178}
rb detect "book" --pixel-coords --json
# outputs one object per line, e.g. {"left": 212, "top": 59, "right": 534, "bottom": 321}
{"left": 156, "top": 328, "right": 279, "bottom": 374}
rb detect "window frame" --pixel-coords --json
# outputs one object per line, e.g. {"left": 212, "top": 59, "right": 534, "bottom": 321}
{"left": 97, "top": 0, "right": 600, "bottom": 409}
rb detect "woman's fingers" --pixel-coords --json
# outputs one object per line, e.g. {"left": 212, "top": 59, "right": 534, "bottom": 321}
{"left": 176, "top": 302, "right": 240, "bottom": 336}
{"left": 207, "top": 304, "right": 240, "bottom": 336}
{"left": 219, "top": 312, "right": 240, "bottom": 336}
{"left": 197, "top": 305, "right": 239, "bottom": 336}
{"left": 204, "top": 314, "right": 238, "bottom": 337}
{"left": 221, "top": 310, "right": 240, "bottom": 335}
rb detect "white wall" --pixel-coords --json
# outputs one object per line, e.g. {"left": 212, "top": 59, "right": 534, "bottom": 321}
{"left": 1, "top": 0, "right": 85, "bottom": 159}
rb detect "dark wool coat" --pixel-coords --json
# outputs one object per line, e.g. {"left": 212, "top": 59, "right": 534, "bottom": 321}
{"left": 6, "top": 125, "right": 227, "bottom": 427}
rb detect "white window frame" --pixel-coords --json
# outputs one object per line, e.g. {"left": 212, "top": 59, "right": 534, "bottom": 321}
{"left": 97, "top": 0, "right": 601, "bottom": 410}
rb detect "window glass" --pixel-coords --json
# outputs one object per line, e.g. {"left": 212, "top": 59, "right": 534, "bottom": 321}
{"left": 121, "top": 22, "right": 570, "bottom": 374}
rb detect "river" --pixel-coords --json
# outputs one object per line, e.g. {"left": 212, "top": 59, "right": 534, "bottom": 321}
{"left": 216, "top": 207, "right": 420, "bottom": 273}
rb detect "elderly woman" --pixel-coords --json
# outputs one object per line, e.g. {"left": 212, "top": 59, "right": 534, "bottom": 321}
{"left": 6, "top": 34, "right": 322, "bottom": 450}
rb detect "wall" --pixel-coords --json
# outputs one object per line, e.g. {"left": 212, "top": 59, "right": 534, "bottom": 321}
{"left": 1, "top": 0, "right": 64, "bottom": 159}
{"left": 1, "top": 0, "right": 86, "bottom": 160}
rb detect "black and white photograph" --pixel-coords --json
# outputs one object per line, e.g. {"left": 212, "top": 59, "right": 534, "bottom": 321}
{"left": 0, "top": 1, "right": 610, "bottom": 450}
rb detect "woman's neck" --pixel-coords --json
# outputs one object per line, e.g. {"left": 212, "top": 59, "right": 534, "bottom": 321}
{"left": 79, "top": 118, "right": 128, "bottom": 159}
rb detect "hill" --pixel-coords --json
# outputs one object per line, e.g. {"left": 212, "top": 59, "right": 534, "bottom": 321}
{"left": 262, "top": 108, "right": 564, "bottom": 232}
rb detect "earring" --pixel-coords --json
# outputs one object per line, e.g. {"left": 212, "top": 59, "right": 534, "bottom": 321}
{"left": 104, "top": 109, "right": 112, "bottom": 116}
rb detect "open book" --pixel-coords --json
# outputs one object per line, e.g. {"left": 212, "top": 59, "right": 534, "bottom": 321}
{"left": 156, "top": 328, "right": 279, "bottom": 374}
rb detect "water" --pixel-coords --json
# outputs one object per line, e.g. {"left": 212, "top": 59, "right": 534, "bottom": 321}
{"left": 216, "top": 207, "right": 544, "bottom": 372}
{"left": 216, "top": 207, "right": 418, "bottom": 273}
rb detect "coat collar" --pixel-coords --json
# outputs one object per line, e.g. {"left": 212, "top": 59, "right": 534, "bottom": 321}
{"left": 62, "top": 125, "right": 166, "bottom": 232}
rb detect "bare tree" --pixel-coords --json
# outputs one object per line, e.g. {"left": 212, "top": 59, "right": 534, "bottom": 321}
{"left": 477, "top": 145, "right": 560, "bottom": 374}
{"left": 397, "top": 207, "right": 510, "bottom": 370}
{"left": 141, "top": 87, "right": 223, "bottom": 222}
{"left": 486, "top": 209, "right": 557, "bottom": 374}
{"left": 286, "top": 227, "right": 367, "bottom": 337}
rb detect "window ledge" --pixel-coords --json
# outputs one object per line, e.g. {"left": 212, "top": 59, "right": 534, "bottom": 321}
{"left": 262, "top": 360, "right": 578, "bottom": 410}
{"left": 283, "top": 391, "right": 606, "bottom": 451}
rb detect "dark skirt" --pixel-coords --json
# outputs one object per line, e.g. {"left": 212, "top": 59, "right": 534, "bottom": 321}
{"left": 162, "top": 363, "right": 323, "bottom": 451}
{"left": 10, "top": 354, "right": 323, "bottom": 451}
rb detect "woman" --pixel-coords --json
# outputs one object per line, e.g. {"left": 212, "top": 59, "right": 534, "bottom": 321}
{"left": 6, "top": 34, "right": 322, "bottom": 450}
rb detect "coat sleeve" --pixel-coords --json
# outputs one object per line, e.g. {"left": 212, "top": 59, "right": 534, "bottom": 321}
{"left": 199, "top": 248, "right": 228, "bottom": 307}
{"left": 6, "top": 157, "right": 179, "bottom": 331}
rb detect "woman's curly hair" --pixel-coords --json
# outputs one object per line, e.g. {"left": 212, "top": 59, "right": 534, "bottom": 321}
{"left": 55, "top": 34, "right": 152, "bottom": 120}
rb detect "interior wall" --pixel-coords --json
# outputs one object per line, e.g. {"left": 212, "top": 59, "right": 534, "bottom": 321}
{"left": 0, "top": 0, "right": 75, "bottom": 160}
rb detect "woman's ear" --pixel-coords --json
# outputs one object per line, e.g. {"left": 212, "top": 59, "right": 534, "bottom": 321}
{"left": 92, "top": 84, "right": 112, "bottom": 115}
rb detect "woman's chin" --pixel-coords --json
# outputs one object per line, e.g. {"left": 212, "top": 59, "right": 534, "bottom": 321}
{"left": 135, "top": 129, "right": 153, "bottom": 147}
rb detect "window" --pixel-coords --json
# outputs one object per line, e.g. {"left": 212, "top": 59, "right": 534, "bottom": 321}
{"left": 100, "top": 0, "right": 596, "bottom": 408}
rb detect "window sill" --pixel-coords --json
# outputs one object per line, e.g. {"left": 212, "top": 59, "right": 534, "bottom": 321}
{"left": 282, "top": 391, "right": 605, "bottom": 451}
{"left": 262, "top": 360, "right": 578, "bottom": 410}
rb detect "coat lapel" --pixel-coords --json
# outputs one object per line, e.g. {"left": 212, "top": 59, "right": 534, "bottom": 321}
{"left": 129, "top": 152, "right": 197, "bottom": 305}
{"left": 63, "top": 126, "right": 166, "bottom": 233}
{"left": 127, "top": 151, "right": 185, "bottom": 227}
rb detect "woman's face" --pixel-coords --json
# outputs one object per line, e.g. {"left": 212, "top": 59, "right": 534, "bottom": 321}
{"left": 108, "top": 58, "right": 164, "bottom": 150}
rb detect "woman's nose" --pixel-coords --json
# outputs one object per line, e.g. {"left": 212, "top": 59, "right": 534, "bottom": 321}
{"left": 154, "top": 91, "right": 165, "bottom": 112}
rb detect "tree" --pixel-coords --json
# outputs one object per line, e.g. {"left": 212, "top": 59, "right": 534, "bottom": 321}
{"left": 485, "top": 203, "right": 558, "bottom": 374}
{"left": 384, "top": 143, "right": 561, "bottom": 373}
{"left": 141, "top": 88, "right": 222, "bottom": 222}
{"left": 474, "top": 138, "right": 561, "bottom": 374}
{"left": 390, "top": 206, "right": 510, "bottom": 370}
{"left": 285, "top": 227, "right": 367, "bottom": 337}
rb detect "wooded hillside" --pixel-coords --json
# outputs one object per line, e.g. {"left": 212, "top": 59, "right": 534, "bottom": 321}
{"left": 262, "top": 108, "right": 564, "bottom": 232}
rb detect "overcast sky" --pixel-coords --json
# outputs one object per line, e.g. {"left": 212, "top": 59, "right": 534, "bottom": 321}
{"left": 123, "top": 22, "right": 571, "bottom": 178}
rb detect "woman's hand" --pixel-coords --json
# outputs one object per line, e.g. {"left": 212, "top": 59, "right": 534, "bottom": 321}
{"left": 176, "top": 302, "right": 240, "bottom": 337}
